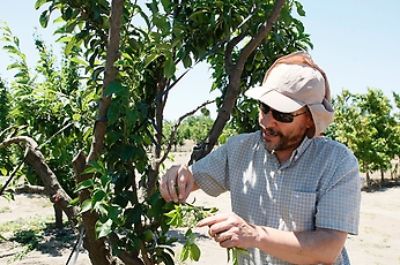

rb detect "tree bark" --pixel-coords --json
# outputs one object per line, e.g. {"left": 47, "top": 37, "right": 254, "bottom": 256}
{"left": 190, "top": 0, "right": 286, "bottom": 163}
{"left": 54, "top": 204, "right": 64, "bottom": 229}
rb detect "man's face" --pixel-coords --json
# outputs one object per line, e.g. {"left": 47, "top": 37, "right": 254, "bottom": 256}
{"left": 258, "top": 104, "right": 313, "bottom": 153}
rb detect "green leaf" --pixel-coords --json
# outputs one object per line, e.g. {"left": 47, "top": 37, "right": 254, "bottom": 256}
{"left": 96, "top": 219, "right": 113, "bottom": 238}
{"left": 107, "top": 204, "right": 121, "bottom": 221}
{"left": 3, "top": 45, "right": 19, "bottom": 55}
{"left": 82, "top": 166, "right": 98, "bottom": 174}
{"left": 39, "top": 11, "right": 50, "bottom": 28}
{"left": 0, "top": 167, "right": 7, "bottom": 176}
{"left": 6, "top": 62, "right": 21, "bottom": 70}
{"left": 100, "top": 174, "right": 111, "bottom": 187}
{"left": 70, "top": 57, "right": 89, "bottom": 67}
{"left": 35, "top": 0, "right": 49, "bottom": 9}
{"left": 72, "top": 113, "right": 81, "bottom": 121}
{"left": 80, "top": 199, "right": 92, "bottom": 213}
{"left": 160, "top": 0, "right": 171, "bottom": 12}
{"left": 125, "top": 205, "right": 142, "bottom": 225}
{"left": 183, "top": 54, "right": 192, "bottom": 68}
{"left": 159, "top": 251, "right": 174, "bottom": 265}
{"left": 143, "top": 229, "right": 154, "bottom": 242}
{"left": 76, "top": 179, "right": 95, "bottom": 192}
{"left": 295, "top": 1, "right": 306, "bottom": 16}
{"left": 65, "top": 37, "right": 76, "bottom": 55}
{"left": 144, "top": 53, "right": 160, "bottom": 68}
{"left": 93, "top": 189, "right": 107, "bottom": 204}
{"left": 190, "top": 243, "right": 201, "bottom": 261}
{"left": 163, "top": 56, "right": 176, "bottom": 78}
{"left": 180, "top": 244, "right": 190, "bottom": 261}
{"left": 87, "top": 161, "right": 106, "bottom": 175}
{"left": 104, "top": 81, "right": 124, "bottom": 96}
{"left": 69, "top": 197, "right": 80, "bottom": 206}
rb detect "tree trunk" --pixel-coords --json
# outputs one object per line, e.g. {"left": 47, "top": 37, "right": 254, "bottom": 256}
{"left": 366, "top": 171, "right": 371, "bottom": 190}
{"left": 380, "top": 168, "right": 385, "bottom": 186}
{"left": 72, "top": 1, "right": 125, "bottom": 264}
{"left": 54, "top": 204, "right": 63, "bottom": 229}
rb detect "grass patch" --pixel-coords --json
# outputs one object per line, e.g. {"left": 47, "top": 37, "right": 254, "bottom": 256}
{"left": 0, "top": 216, "right": 76, "bottom": 261}
{"left": 0, "top": 216, "right": 53, "bottom": 235}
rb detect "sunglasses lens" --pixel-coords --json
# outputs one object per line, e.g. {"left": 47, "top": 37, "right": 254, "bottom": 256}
{"left": 274, "top": 112, "right": 293, "bottom": 123}
{"left": 259, "top": 102, "right": 294, "bottom": 123}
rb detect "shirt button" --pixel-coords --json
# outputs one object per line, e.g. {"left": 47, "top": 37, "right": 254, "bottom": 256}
{"left": 277, "top": 170, "right": 282, "bottom": 174}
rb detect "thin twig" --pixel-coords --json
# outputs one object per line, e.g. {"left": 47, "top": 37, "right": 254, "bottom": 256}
{"left": 0, "top": 147, "right": 28, "bottom": 197}
{"left": 38, "top": 122, "right": 73, "bottom": 149}
{"left": 157, "top": 99, "right": 216, "bottom": 165}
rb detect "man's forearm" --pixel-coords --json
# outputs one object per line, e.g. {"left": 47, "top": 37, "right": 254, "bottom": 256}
{"left": 254, "top": 226, "right": 347, "bottom": 264}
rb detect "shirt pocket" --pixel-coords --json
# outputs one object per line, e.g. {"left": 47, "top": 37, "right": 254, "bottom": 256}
{"left": 287, "top": 191, "right": 317, "bottom": 231}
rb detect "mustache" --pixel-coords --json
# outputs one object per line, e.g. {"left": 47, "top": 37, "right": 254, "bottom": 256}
{"left": 262, "top": 127, "right": 281, "bottom": 137}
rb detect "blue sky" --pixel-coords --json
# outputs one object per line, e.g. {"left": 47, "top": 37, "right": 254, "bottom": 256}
{"left": 1, "top": 1, "right": 399, "bottom": 120}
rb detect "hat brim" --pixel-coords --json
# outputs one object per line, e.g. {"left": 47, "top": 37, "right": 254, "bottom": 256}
{"left": 245, "top": 86, "right": 304, "bottom": 113}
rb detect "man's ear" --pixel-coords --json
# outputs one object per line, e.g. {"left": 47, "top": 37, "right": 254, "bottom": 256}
{"left": 306, "top": 125, "right": 315, "bottom": 138}
{"left": 305, "top": 112, "right": 315, "bottom": 138}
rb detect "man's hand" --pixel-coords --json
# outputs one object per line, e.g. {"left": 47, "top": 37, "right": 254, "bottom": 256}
{"left": 159, "top": 165, "right": 196, "bottom": 203}
{"left": 197, "top": 212, "right": 260, "bottom": 249}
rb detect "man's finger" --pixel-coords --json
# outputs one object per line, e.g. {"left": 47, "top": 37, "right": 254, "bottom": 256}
{"left": 182, "top": 178, "right": 193, "bottom": 202}
{"left": 169, "top": 177, "right": 179, "bottom": 202}
{"left": 208, "top": 220, "right": 233, "bottom": 236}
{"left": 159, "top": 179, "right": 172, "bottom": 202}
{"left": 177, "top": 173, "right": 187, "bottom": 202}
{"left": 213, "top": 231, "right": 232, "bottom": 243}
{"left": 197, "top": 213, "right": 228, "bottom": 227}
{"left": 160, "top": 165, "right": 179, "bottom": 202}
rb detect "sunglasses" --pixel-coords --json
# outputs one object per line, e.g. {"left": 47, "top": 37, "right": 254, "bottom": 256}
{"left": 259, "top": 102, "right": 306, "bottom": 123}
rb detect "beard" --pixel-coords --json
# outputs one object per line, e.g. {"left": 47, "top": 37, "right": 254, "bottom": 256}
{"left": 261, "top": 127, "right": 306, "bottom": 153}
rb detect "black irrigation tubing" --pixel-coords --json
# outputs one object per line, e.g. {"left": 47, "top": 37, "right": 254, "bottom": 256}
{"left": 65, "top": 227, "right": 85, "bottom": 265}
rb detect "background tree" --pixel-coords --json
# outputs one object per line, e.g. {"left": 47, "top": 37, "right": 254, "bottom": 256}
{"left": 327, "top": 88, "right": 399, "bottom": 189}
{"left": 356, "top": 89, "right": 397, "bottom": 185}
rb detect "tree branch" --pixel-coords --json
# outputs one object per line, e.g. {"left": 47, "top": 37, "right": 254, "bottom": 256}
{"left": 237, "top": 0, "right": 285, "bottom": 68}
{"left": 224, "top": 32, "right": 246, "bottom": 73}
{"left": 158, "top": 99, "right": 216, "bottom": 165}
{"left": 87, "top": 0, "right": 124, "bottom": 163}
{"left": 14, "top": 183, "right": 46, "bottom": 194}
{"left": 0, "top": 136, "right": 79, "bottom": 224}
{"left": 190, "top": 0, "right": 286, "bottom": 163}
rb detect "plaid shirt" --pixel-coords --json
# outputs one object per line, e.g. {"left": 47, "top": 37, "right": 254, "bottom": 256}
{"left": 191, "top": 131, "right": 361, "bottom": 265}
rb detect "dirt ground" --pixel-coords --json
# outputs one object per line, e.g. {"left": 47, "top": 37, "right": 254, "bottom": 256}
{"left": 0, "top": 152, "right": 399, "bottom": 265}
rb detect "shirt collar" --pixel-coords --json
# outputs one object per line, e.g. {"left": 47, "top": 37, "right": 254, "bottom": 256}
{"left": 288, "top": 136, "right": 313, "bottom": 163}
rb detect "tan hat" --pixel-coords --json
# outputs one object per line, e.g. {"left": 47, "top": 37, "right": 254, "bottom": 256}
{"left": 245, "top": 52, "right": 334, "bottom": 137}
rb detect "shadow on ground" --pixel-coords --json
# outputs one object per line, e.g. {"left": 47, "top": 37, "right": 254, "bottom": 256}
{"left": 10, "top": 223, "right": 79, "bottom": 257}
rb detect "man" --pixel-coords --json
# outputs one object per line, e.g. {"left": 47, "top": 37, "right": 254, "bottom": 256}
{"left": 160, "top": 52, "right": 361, "bottom": 265}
